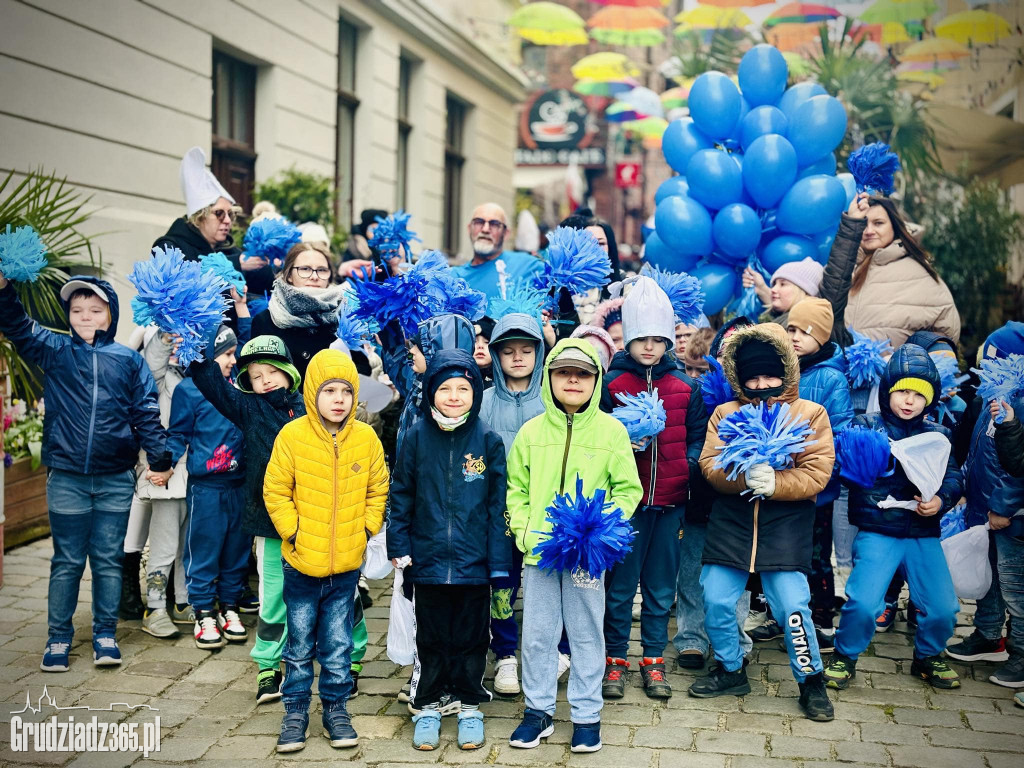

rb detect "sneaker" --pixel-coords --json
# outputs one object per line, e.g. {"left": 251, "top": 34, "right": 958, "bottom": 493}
{"left": 412, "top": 709, "right": 441, "bottom": 750}
{"left": 875, "top": 601, "right": 897, "bottom": 633}
{"left": 816, "top": 628, "right": 835, "bottom": 654}
{"left": 946, "top": 631, "right": 1010, "bottom": 663}
{"left": 988, "top": 654, "right": 1024, "bottom": 689}
{"left": 93, "top": 636, "right": 122, "bottom": 667}
{"left": 911, "top": 655, "right": 961, "bottom": 689}
{"left": 640, "top": 657, "right": 672, "bottom": 699}
{"left": 557, "top": 652, "right": 571, "bottom": 681}
{"left": 798, "top": 673, "right": 835, "bottom": 721}
{"left": 218, "top": 607, "right": 247, "bottom": 643}
{"left": 602, "top": 657, "right": 628, "bottom": 699}
{"left": 508, "top": 708, "right": 554, "bottom": 749}
{"left": 276, "top": 712, "right": 308, "bottom": 753}
{"left": 744, "top": 609, "right": 768, "bottom": 632}
{"left": 688, "top": 664, "right": 751, "bottom": 698}
{"left": 457, "top": 709, "right": 485, "bottom": 750}
{"left": 397, "top": 681, "right": 412, "bottom": 703}
{"left": 493, "top": 655, "right": 521, "bottom": 695}
{"left": 906, "top": 600, "right": 920, "bottom": 630}
{"left": 750, "top": 618, "right": 784, "bottom": 642}
{"left": 142, "top": 608, "right": 180, "bottom": 638}
{"left": 1014, "top": 691, "right": 1024, "bottom": 709}
{"left": 350, "top": 666, "right": 360, "bottom": 698}
{"left": 322, "top": 706, "right": 358, "bottom": 748}
{"left": 172, "top": 603, "right": 196, "bottom": 625}
{"left": 676, "top": 649, "right": 706, "bottom": 670}
{"left": 823, "top": 653, "right": 857, "bottom": 690}
{"left": 358, "top": 575, "right": 373, "bottom": 609}
{"left": 570, "top": 721, "right": 602, "bottom": 753}
{"left": 40, "top": 641, "right": 71, "bottom": 672}
{"left": 238, "top": 587, "right": 260, "bottom": 614}
{"left": 407, "top": 693, "right": 461, "bottom": 717}
{"left": 256, "top": 668, "right": 283, "bottom": 704}
{"left": 194, "top": 609, "right": 226, "bottom": 649}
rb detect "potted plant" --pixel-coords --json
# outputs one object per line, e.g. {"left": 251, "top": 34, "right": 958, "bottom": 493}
{"left": 2, "top": 399, "right": 47, "bottom": 550}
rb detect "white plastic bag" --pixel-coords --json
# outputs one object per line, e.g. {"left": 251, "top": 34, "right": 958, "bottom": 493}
{"left": 877, "top": 432, "right": 951, "bottom": 510}
{"left": 363, "top": 524, "right": 392, "bottom": 580}
{"left": 386, "top": 568, "right": 416, "bottom": 665}
{"left": 941, "top": 524, "right": 992, "bottom": 599}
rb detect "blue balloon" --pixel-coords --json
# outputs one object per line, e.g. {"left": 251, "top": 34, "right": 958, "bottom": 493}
{"left": 662, "top": 118, "right": 714, "bottom": 174}
{"left": 738, "top": 44, "right": 789, "bottom": 107}
{"left": 797, "top": 152, "right": 837, "bottom": 179}
{"left": 655, "top": 176, "right": 689, "bottom": 205}
{"left": 642, "top": 213, "right": 656, "bottom": 242}
{"left": 761, "top": 235, "right": 817, "bottom": 274}
{"left": 727, "top": 97, "right": 751, "bottom": 147}
{"left": 787, "top": 95, "right": 847, "bottom": 166}
{"left": 739, "top": 106, "right": 788, "bottom": 153}
{"left": 777, "top": 82, "right": 827, "bottom": 123}
{"left": 742, "top": 134, "right": 798, "bottom": 210}
{"left": 643, "top": 231, "right": 699, "bottom": 273}
{"left": 688, "top": 72, "right": 743, "bottom": 141}
{"left": 713, "top": 203, "right": 761, "bottom": 261}
{"left": 776, "top": 175, "right": 847, "bottom": 236}
{"left": 693, "top": 263, "right": 739, "bottom": 315}
{"left": 836, "top": 172, "right": 857, "bottom": 208}
{"left": 686, "top": 149, "right": 743, "bottom": 211}
{"left": 654, "top": 196, "right": 713, "bottom": 257}
{"left": 812, "top": 227, "right": 838, "bottom": 265}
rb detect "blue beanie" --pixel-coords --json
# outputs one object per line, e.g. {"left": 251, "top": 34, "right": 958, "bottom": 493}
{"left": 981, "top": 321, "right": 1024, "bottom": 360}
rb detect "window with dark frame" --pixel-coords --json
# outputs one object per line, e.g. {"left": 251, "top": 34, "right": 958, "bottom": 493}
{"left": 443, "top": 94, "right": 466, "bottom": 256}
{"left": 211, "top": 51, "right": 256, "bottom": 212}
{"left": 337, "top": 19, "right": 359, "bottom": 231}
{"left": 396, "top": 56, "right": 412, "bottom": 210}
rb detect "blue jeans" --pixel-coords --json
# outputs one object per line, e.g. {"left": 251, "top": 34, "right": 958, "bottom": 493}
{"left": 46, "top": 468, "right": 136, "bottom": 642}
{"left": 975, "top": 533, "right": 1024, "bottom": 653}
{"left": 280, "top": 561, "right": 359, "bottom": 713}
{"left": 673, "top": 523, "right": 752, "bottom": 657}
{"left": 835, "top": 532, "right": 958, "bottom": 660}
{"left": 702, "top": 564, "right": 822, "bottom": 681}
{"left": 832, "top": 488, "right": 857, "bottom": 569}
{"left": 182, "top": 480, "right": 251, "bottom": 611}
{"left": 973, "top": 531, "right": 1009, "bottom": 641}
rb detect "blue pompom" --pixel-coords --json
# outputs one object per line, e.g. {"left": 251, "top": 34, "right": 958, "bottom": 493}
{"left": 243, "top": 218, "right": 302, "bottom": 268}
{"left": 368, "top": 210, "right": 420, "bottom": 271}
{"left": 640, "top": 263, "right": 706, "bottom": 325}
{"left": 0, "top": 224, "right": 47, "bottom": 283}
{"left": 533, "top": 476, "right": 637, "bottom": 579}
{"left": 713, "top": 401, "right": 817, "bottom": 483}
{"left": 248, "top": 291, "right": 270, "bottom": 318}
{"left": 847, "top": 142, "right": 901, "bottom": 196}
{"left": 939, "top": 504, "right": 966, "bottom": 541}
{"left": 199, "top": 252, "right": 245, "bottom": 293}
{"left": 612, "top": 389, "right": 667, "bottom": 449}
{"left": 972, "top": 353, "right": 1024, "bottom": 424}
{"left": 532, "top": 227, "right": 611, "bottom": 305}
{"left": 845, "top": 329, "right": 892, "bottom": 389}
{"left": 835, "top": 425, "right": 892, "bottom": 489}
{"left": 701, "top": 356, "right": 735, "bottom": 412}
{"left": 488, "top": 280, "right": 546, "bottom": 328}
{"left": 128, "top": 246, "right": 229, "bottom": 366}
{"left": 336, "top": 296, "right": 373, "bottom": 348}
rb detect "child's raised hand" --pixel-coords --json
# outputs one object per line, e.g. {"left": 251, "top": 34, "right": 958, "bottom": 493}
{"left": 991, "top": 399, "right": 1015, "bottom": 423}
{"left": 914, "top": 495, "right": 942, "bottom": 517}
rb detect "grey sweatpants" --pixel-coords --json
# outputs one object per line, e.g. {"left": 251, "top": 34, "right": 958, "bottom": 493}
{"left": 145, "top": 498, "right": 188, "bottom": 609}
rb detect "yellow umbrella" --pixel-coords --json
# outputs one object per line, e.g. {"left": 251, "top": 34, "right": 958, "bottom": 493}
{"left": 508, "top": 2, "right": 589, "bottom": 46}
{"left": 899, "top": 37, "right": 970, "bottom": 62}
{"left": 674, "top": 5, "right": 752, "bottom": 28}
{"left": 897, "top": 70, "right": 945, "bottom": 89}
{"left": 571, "top": 52, "right": 642, "bottom": 81}
{"left": 936, "top": 10, "right": 1012, "bottom": 46}
{"left": 880, "top": 21, "right": 911, "bottom": 44}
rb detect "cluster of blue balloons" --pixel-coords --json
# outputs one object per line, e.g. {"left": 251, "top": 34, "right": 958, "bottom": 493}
{"left": 648, "top": 44, "right": 857, "bottom": 315}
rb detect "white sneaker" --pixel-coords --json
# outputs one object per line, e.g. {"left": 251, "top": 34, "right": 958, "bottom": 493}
{"left": 557, "top": 653, "right": 571, "bottom": 681}
{"left": 142, "top": 608, "right": 180, "bottom": 638}
{"left": 744, "top": 609, "right": 767, "bottom": 632}
{"left": 218, "top": 608, "right": 248, "bottom": 643}
{"left": 493, "top": 656, "right": 521, "bottom": 695}
{"left": 194, "top": 611, "right": 226, "bottom": 649}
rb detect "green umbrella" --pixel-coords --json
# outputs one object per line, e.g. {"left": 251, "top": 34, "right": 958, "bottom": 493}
{"left": 859, "top": 0, "right": 937, "bottom": 25}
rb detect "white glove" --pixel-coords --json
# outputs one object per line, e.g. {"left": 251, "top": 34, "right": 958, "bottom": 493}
{"left": 745, "top": 463, "right": 776, "bottom": 498}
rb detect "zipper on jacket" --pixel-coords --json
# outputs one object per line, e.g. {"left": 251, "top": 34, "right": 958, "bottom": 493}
{"left": 447, "top": 442, "right": 455, "bottom": 583}
{"left": 83, "top": 352, "right": 99, "bottom": 475}
{"left": 331, "top": 432, "right": 339, "bottom": 573}
{"left": 748, "top": 498, "right": 760, "bottom": 573}
{"left": 646, "top": 367, "right": 658, "bottom": 507}
{"left": 559, "top": 413, "right": 575, "bottom": 493}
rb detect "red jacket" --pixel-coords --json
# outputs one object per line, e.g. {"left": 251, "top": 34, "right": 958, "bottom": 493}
{"left": 602, "top": 351, "right": 708, "bottom": 507}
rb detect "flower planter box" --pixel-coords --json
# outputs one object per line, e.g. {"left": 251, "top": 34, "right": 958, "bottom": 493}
{"left": 3, "top": 457, "right": 48, "bottom": 551}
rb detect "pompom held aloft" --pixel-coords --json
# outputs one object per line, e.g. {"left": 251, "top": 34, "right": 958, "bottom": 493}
{"left": 0, "top": 224, "right": 47, "bottom": 283}
{"left": 199, "top": 252, "right": 245, "bottom": 293}
{"left": 972, "top": 353, "right": 1024, "bottom": 424}
{"left": 846, "top": 329, "right": 892, "bottom": 389}
{"left": 701, "top": 356, "right": 735, "bottom": 412}
{"left": 243, "top": 218, "right": 302, "bottom": 268}
{"left": 532, "top": 226, "right": 611, "bottom": 306}
{"left": 847, "top": 142, "right": 901, "bottom": 196}
{"left": 613, "top": 389, "right": 667, "bottom": 450}
{"left": 640, "top": 263, "right": 705, "bottom": 326}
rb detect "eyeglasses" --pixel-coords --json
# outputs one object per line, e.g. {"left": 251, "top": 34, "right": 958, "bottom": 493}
{"left": 291, "top": 266, "right": 332, "bottom": 280}
{"left": 470, "top": 218, "right": 506, "bottom": 232}
{"left": 212, "top": 208, "right": 239, "bottom": 222}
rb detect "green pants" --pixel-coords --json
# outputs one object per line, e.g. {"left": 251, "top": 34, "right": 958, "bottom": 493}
{"left": 251, "top": 536, "right": 367, "bottom": 670}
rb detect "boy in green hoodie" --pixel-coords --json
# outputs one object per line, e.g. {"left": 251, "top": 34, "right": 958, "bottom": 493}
{"left": 506, "top": 340, "right": 643, "bottom": 754}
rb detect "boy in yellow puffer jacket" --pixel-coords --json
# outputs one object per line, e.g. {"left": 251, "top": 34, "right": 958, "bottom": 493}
{"left": 264, "top": 349, "right": 389, "bottom": 754}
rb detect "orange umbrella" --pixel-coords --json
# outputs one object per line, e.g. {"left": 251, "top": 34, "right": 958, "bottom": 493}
{"left": 588, "top": 6, "right": 671, "bottom": 30}
{"left": 764, "top": 22, "right": 822, "bottom": 52}
{"left": 700, "top": 0, "right": 773, "bottom": 6}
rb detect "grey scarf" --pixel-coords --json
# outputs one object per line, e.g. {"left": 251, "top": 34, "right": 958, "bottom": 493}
{"left": 267, "top": 281, "right": 347, "bottom": 329}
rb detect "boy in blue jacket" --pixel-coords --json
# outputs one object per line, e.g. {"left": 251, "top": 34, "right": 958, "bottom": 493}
{"left": 0, "top": 274, "right": 171, "bottom": 672}
{"left": 387, "top": 349, "right": 511, "bottom": 752}
{"left": 825, "top": 344, "right": 964, "bottom": 690}
{"left": 168, "top": 324, "right": 250, "bottom": 651}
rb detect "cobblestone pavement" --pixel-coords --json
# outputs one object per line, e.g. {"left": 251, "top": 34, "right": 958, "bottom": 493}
{"left": 0, "top": 537, "right": 1021, "bottom": 768}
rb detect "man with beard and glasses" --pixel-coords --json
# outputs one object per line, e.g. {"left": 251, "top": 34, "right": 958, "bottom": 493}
{"left": 451, "top": 203, "right": 543, "bottom": 301}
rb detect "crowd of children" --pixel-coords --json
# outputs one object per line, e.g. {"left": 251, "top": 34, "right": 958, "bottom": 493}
{"left": 2, "top": 214, "right": 1024, "bottom": 756}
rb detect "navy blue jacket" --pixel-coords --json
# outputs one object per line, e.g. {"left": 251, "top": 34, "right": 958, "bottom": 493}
{"left": 964, "top": 398, "right": 1024, "bottom": 538}
{"left": 386, "top": 349, "right": 511, "bottom": 585}
{"left": 846, "top": 344, "right": 963, "bottom": 538}
{"left": 0, "top": 278, "right": 169, "bottom": 474}
{"left": 798, "top": 342, "right": 854, "bottom": 505}
{"left": 166, "top": 378, "right": 245, "bottom": 484}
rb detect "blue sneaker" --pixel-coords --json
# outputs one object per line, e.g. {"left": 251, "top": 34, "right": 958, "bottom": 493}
{"left": 322, "top": 706, "right": 358, "bottom": 748}
{"left": 276, "top": 712, "right": 308, "bottom": 753}
{"left": 508, "top": 708, "right": 554, "bottom": 749}
{"left": 570, "top": 721, "right": 602, "bottom": 753}
{"left": 412, "top": 709, "right": 441, "bottom": 751}
{"left": 457, "top": 709, "right": 484, "bottom": 750}
{"left": 875, "top": 601, "right": 897, "bottom": 632}
{"left": 40, "top": 641, "right": 71, "bottom": 672}
{"left": 92, "top": 636, "right": 122, "bottom": 667}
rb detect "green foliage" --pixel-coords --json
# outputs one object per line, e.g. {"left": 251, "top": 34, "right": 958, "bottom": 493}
{"left": 251, "top": 167, "right": 345, "bottom": 254}
{"left": 923, "top": 179, "right": 1024, "bottom": 361}
{"left": 3, "top": 399, "right": 43, "bottom": 470}
{"left": 670, "top": 28, "right": 750, "bottom": 79}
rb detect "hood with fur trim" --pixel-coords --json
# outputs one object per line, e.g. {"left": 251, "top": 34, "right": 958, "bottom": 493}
{"left": 720, "top": 323, "right": 800, "bottom": 405}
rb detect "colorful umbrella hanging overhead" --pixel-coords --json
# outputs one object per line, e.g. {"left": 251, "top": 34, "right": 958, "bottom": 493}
{"left": 588, "top": 0, "right": 668, "bottom": 7}
{"left": 935, "top": 10, "right": 1013, "bottom": 46}
{"left": 660, "top": 81, "right": 694, "bottom": 110}
{"left": 698, "top": 0, "right": 773, "bottom": 7}
{"left": 764, "top": 22, "right": 823, "bottom": 51}
{"left": 574, "top": 77, "right": 640, "bottom": 97}
{"left": 851, "top": 21, "right": 912, "bottom": 45}
{"left": 571, "top": 52, "right": 643, "bottom": 81}
{"left": 507, "top": 2, "right": 588, "bottom": 45}
{"left": 859, "top": 0, "right": 937, "bottom": 26}
{"left": 589, "top": 6, "right": 671, "bottom": 46}
{"left": 620, "top": 86, "right": 664, "bottom": 118}
{"left": 896, "top": 70, "right": 946, "bottom": 89}
{"left": 781, "top": 51, "right": 811, "bottom": 78}
{"left": 899, "top": 37, "right": 971, "bottom": 62}
{"left": 674, "top": 5, "right": 753, "bottom": 29}
{"left": 606, "top": 102, "right": 649, "bottom": 122}
{"left": 763, "top": 3, "right": 841, "bottom": 27}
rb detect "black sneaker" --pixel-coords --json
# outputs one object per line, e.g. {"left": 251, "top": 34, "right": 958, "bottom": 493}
{"left": 358, "top": 575, "right": 373, "bottom": 609}
{"left": 602, "top": 657, "right": 628, "bottom": 699}
{"left": 257, "top": 668, "right": 282, "bottom": 704}
{"left": 350, "top": 666, "right": 360, "bottom": 698}
{"left": 911, "top": 655, "right": 961, "bottom": 689}
{"left": 945, "top": 631, "right": 1009, "bottom": 663}
{"left": 238, "top": 587, "right": 260, "bottom": 614}
{"left": 688, "top": 664, "right": 751, "bottom": 698}
{"left": 988, "top": 653, "right": 1024, "bottom": 689}
{"left": 816, "top": 629, "right": 835, "bottom": 654}
{"left": 676, "top": 650, "right": 706, "bottom": 670}
{"left": 750, "top": 618, "right": 783, "bottom": 642}
{"left": 798, "top": 673, "right": 835, "bottom": 721}
{"left": 639, "top": 657, "right": 672, "bottom": 699}
{"left": 823, "top": 653, "right": 857, "bottom": 690}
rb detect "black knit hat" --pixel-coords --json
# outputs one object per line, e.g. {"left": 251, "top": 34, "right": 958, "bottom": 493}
{"left": 735, "top": 338, "right": 784, "bottom": 384}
